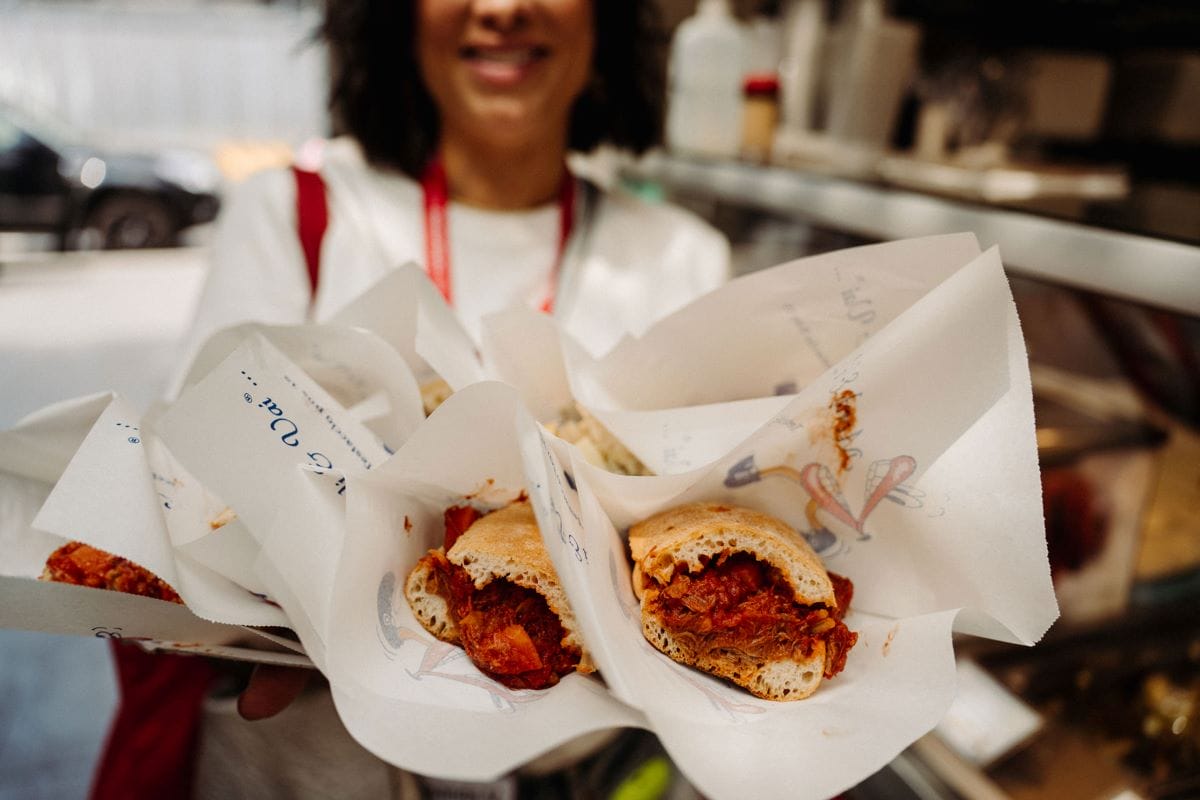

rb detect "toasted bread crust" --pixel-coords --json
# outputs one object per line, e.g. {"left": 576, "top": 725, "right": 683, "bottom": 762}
{"left": 628, "top": 502, "right": 835, "bottom": 607}
{"left": 405, "top": 501, "right": 593, "bottom": 673}
{"left": 403, "top": 555, "right": 459, "bottom": 643}
{"left": 629, "top": 503, "right": 843, "bottom": 701}
{"left": 641, "top": 612, "right": 825, "bottom": 700}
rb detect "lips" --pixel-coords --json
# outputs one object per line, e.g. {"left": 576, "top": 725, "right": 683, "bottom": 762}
{"left": 461, "top": 44, "right": 550, "bottom": 86}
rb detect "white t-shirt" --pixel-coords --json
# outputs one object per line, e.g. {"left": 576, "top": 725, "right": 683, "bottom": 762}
{"left": 182, "top": 138, "right": 730, "bottom": 364}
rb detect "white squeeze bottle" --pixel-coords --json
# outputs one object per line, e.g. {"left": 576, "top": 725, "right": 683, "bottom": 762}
{"left": 666, "top": 0, "right": 746, "bottom": 158}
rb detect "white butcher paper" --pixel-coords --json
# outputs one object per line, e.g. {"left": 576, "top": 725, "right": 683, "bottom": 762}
{"left": 27, "top": 394, "right": 289, "bottom": 628}
{"left": 147, "top": 318, "right": 431, "bottom": 622}
{"left": 155, "top": 333, "right": 393, "bottom": 655}
{"left": 172, "top": 321, "right": 427, "bottom": 454}
{"left": 0, "top": 393, "right": 113, "bottom": 579}
{"left": 144, "top": 435, "right": 271, "bottom": 600}
{"left": 174, "top": 263, "right": 479, "bottom": 445}
{"left": 0, "top": 394, "right": 283, "bottom": 647}
{"left": 327, "top": 381, "right": 644, "bottom": 781}
{"left": 329, "top": 262, "right": 486, "bottom": 392}
{"left": 566, "top": 234, "right": 993, "bottom": 474}
{"left": 152, "top": 314, "right": 418, "bottom": 601}
{"left": 509, "top": 247, "right": 1056, "bottom": 799}
{"left": 0, "top": 232, "right": 1059, "bottom": 785}
{"left": 481, "top": 235, "right": 996, "bottom": 478}
{"left": 32, "top": 394, "right": 179, "bottom": 585}
{"left": 0, "top": 392, "right": 115, "bottom": 484}
{"left": 475, "top": 311, "right": 796, "bottom": 476}
{"left": 478, "top": 308, "right": 575, "bottom": 424}
{"left": 0, "top": 574, "right": 264, "bottom": 649}
{"left": 572, "top": 233, "right": 986, "bottom": 410}
{"left": 0, "top": 469, "right": 63, "bottom": 580}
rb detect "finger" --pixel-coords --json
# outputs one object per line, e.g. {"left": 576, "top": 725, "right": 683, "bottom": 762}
{"left": 236, "top": 664, "right": 312, "bottom": 721}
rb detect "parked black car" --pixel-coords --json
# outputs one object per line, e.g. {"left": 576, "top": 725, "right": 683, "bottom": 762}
{"left": 0, "top": 103, "right": 220, "bottom": 249}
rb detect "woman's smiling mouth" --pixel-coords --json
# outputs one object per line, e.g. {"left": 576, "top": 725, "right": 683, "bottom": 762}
{"left": 461, "top": 45, "right": 551, "bottom": 86}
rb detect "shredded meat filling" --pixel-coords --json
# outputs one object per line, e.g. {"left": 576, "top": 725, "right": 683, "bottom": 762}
{"left": 419, "top": 550, "right": 579, "bottom": 690}
{"left": 42, "top": 541, "right": 183, "bottom": 604}
{"left": 646, "top": 552, "right": 857, "bottom": 679}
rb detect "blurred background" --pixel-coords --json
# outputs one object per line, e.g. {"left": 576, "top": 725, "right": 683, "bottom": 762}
{"left": 1, "top": 1, "right": 1198, "bottom": 798}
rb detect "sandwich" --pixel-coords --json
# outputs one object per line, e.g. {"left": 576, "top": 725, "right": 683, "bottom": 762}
{"left": 405, "top": 500, "right": 593, "bottom": 690}
{"left": 628, "top": 502, "right": 857, "bottom": 701}
{"left": 545, "top": 404, "right": 650, "bottom": 476}
{"left": 41, "top": 541, "right": 183, "bottom": 604}
{"left": 419, "top": 377, "right": 454, "bottom": 416}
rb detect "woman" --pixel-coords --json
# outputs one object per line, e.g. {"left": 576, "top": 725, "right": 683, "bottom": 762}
{"left": 99, "top": 1, "right": 730, "bottom": 797}
{"left": 182, "top": 0, "right": 729, "bottom": 360}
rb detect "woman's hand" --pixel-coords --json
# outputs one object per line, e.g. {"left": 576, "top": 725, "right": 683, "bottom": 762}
{"left": 237, "top": 664, "right": 313, "bottom": 720}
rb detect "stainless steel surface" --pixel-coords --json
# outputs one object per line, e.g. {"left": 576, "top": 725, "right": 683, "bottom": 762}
{"left": 626, "top": 154, "right": 1200, "bottom": 316}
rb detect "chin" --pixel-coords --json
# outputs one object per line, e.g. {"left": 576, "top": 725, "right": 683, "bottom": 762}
{"left": 466, "top": 100, "right": 556, "bottom": 145}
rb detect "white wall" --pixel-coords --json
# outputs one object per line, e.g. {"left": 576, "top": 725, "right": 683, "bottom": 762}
{"left": 0, "top": 2, "right": 329, "bottom": 149}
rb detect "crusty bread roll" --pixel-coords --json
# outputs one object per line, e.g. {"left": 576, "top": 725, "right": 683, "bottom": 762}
{"left": 640, "top": 611, "right": 826, "bottom": 701}
{"left": 629, "top": 502, "right": 856, "bottom": 701}
{"left": 405, "top": 501, "right": 593, "bottom": 685}
{"left": 404, "top": 558, "right": 458, "bottom": 642}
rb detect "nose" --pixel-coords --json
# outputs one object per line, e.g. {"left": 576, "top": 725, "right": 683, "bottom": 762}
{"left": 471, "top": 0, "right": 531, "bottom": 32}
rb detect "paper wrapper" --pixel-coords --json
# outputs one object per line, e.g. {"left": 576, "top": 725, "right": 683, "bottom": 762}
{"left": 325, "top": 381, "right": 644, "bottom": 780}
{"left": 153, "top": 328, "right": 418, "bottom": 668}
{"left": 0, "top": 264, "right": 476, "bottom": 661}
{"left": 143, "top": 262, "right": 478, "bottom": 648}
{"left": 0, "top": 235, "right": 1056, "bottom": 797}
{"left": 480, "top": 235, "right": 992, "bottom": 476}
{"left": 329, "top": 263, "right": 485, "bottom": 394}
{"left": 0, "top": 394, "right": 303, "bottom": 662}
{"left": 511, "top": 243, "right": 1057, "bottom": 799}
{"left": 178, "top": 262, "right": 484, "bottom": 406}
{"left": 322, "top": 235, "right": 1055, "bottom": 794}
{"left": 563, "top": 233, "right": 993, "bottom": 474}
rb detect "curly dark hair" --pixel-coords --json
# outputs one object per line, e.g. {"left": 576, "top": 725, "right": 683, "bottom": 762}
{"left": 321, "top": 1, "right": 666, "bottom": 178}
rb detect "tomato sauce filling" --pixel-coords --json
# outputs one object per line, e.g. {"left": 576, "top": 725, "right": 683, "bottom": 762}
{"left": 418, "top": 549, "right": 580, "bottom": 690}
{"left": 646, "top": 552, "right": 857, "bottom": 679}
{"left": 442, "top": 505, "right": 481, "bottom": 552}
{"left": 43, "top": 541, "right": 183, "bottom": 604}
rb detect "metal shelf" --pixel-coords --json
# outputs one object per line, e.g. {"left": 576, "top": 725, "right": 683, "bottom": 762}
{"left": 626, "top": 154, "right": 1200, "bottom": 317}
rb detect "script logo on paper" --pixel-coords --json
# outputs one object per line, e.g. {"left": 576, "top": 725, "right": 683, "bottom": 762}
{"left": 115, "top": 421, "right": 140, "bottom": 445}
{"left": 535, "top": 431, "right": 588, "bottom": 566}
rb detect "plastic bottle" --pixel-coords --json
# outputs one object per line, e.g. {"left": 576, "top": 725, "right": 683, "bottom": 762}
{"left": 665, "top": 0, "right": 746, "bottom": 159}
{"left": 777, "top": 0, "right": 826, "bottom": 133}
{"left": 823, "top": 0, "right": 922, "bottom": 149}
{"left": 741, "top": 73, "right": 781, "bottom": 161}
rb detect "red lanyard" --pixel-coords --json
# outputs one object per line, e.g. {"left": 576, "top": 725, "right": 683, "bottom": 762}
{"left": 421, "top": 156, "right": 576, "bottom": 313}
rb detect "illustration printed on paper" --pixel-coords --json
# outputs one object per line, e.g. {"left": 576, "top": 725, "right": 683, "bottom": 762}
{"left": 375, "top": 569, "right": 551, "bottom": 713}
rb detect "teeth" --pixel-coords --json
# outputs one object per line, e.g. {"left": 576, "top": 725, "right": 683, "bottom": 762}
{"left": 472, "top": 48, "right": 537, "bottom": 64}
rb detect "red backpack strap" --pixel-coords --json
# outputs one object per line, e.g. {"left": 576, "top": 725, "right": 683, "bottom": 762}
{"left": 291, "top": 165, "right": 328, "bottom": 303}
{"left": 90, "top": 642, "right": 215, "bottom": 800}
